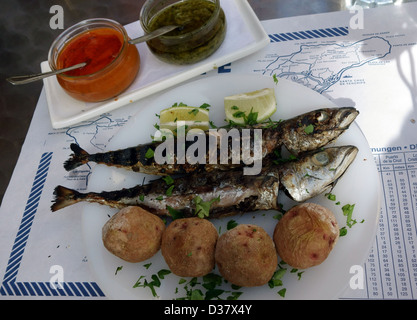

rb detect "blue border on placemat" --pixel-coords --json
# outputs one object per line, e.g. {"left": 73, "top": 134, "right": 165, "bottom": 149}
{"left": 0, "top": 152, "right": 105, "bottom": 298}
{"left": 268, "top": 26, "right": 349, "bottom": 42}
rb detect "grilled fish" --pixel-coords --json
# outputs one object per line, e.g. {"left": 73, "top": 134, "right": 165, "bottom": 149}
{"left": 63, "top": 107, "right": 358, "bottom": 175}
{"left": 51, "top": 146, "right": 358, "bottom": 218}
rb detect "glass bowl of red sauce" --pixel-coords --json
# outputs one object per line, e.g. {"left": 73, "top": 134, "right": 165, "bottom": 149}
{"left": 48, "top": 18, "right": 140, "bottom": 102}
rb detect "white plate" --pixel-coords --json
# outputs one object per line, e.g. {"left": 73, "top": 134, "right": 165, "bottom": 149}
{"left": 81, "top": 74, "right": 381, "bottom": 300}
{"left": 41, "top": 0, "right": 270, "bottom": 129}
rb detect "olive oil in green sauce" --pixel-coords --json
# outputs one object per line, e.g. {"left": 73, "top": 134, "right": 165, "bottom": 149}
{"left": 146, "top": 0, "right": 226, "bottom": 64}
{"left": 149, "top": 0, "right": 216, "bottom": 35}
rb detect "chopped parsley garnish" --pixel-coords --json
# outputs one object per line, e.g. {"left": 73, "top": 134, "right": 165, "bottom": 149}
{"left": 171, "top": 102, "right": 188, "bottom": 108}
{"left": 133, "top": 269, "right": 172, "bottom": 298}
{"left": 245, "top": 108, "right": 259, "bottom": 125}
{"left": 193, "top": 196, "right": 220, "bottom": 219}
{"left": 145, "top": 148, "right": 154, "bottom": 159}
{"left": 342, "top": 203, "right": 356, "bottom": 228}
{"left": 162, "top": 175, "right": 174, "bottom": 185}
{"left": 304, "top": 124, "right": 314, "bottom": 134}
{"left": 199, "top": 103, "right": 210, "bottom": 109}
{"left": 133, "top": 275, "right": 159, "bottom": 297}
{"left": 268, "top": 268, "right": 286, "bottom": 288}
{"left": 232, "top": 110, "right": 246, "bottom": 118}
{"left": 175, "top": 273, "right": 243, "bottom": 300}
{"left": 264, "top": 118, "right": 283, "bottom": 129}
{"left": 166, "top": 205, "right": 183, "bottom": 220}
{"left": 227, "top": 219, "right": 238, "bottom": 230}
{"left": 277, "top": 288, "right": 286, "bottom": 298}
{"left": 325, "top": 192, "right": 336, "bottom": 201}
{"left": 273, "top": 149, "right": 297, "bottom": 165}
{"left": 115, "top": 266, "right": 123, "bottom": 275}
{"left": 166, "top": 185, "right": 175, "bottom": 196}
{"left": 273, "top": 212, "right": 283, "bottom": 220}
{"left": 162, "top": 175, "right": 175, "bottom": 196}
{"left": 188, "top": 108, "right": 199, "bottom": 116}
{"left": 158, "top": 269, "right": 171, "bottom": 279}
{"left": 227, "top": 106, "right": 259, "bottom": 126}
{"left": 338, "top": 202, "right": 363, "bottom": 236}
{"left": 339, "top": 226, "right": 348, "bottom": 237}
{"left": 267, "top": 259, "right": 305, "bottom": 298}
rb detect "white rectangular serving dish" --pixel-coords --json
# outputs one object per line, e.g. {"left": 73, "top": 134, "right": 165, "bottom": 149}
{"left": 41, "top": 0, "right": 270, "bottom": 128}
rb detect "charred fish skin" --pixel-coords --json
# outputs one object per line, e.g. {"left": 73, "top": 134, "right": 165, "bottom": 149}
{"left": 279, "top": 145, "right": 358, "bottom": 202}
{"left": 51, "top": 184, "right": 145, "bottom": 212}
{"left": 279, "top": 107, "right": 359, "bottom": 156}
{"left": 62, "top": 107, "right": 358, "bottom": 175}
{"left": 63, "top": 143, "right": 199, "bottom": 175}
{"left": 161, "top": 167, "right": 281, "bottom": 218}
{"left": 52, "top": 146, "right": 358, "bottom": 219}
{"left": 51, "top": 167, "right": 281, "bottom": 218}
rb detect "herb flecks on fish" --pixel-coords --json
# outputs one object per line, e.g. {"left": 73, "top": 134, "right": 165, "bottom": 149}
{"left": 62, "top": 107, "right": 359, "bottom": 176}
{"left": 51, "top": 146, "right": 358, "bottom": 217}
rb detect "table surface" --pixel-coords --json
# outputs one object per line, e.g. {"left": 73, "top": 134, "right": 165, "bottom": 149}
{"left": 2, "top": 0, "right": 417, "bottom": 301}
{"left": 0, "top": 0, "right": 353, "bottom": 205}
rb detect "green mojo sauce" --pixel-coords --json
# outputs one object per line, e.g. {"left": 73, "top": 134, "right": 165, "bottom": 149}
{"left": 146, "top": 0, "right": 226, "bottom": 65}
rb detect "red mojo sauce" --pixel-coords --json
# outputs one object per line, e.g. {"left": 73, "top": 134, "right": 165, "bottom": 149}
{"left": 57, "top": 27, "right": 123, "bottom": 76}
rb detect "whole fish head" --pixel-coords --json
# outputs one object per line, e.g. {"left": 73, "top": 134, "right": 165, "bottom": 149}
{"left": 280, "top": 107, "right": 359, "bottom": 155}
{"left": 279, "top": 145, "right": 358, "bottom": 202}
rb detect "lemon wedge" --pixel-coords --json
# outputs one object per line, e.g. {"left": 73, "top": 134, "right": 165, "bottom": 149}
{"left": 159, "top": 105, "right": 210, "bottom": 132}
{"left": 224, "top": 88, "right": 277, "bottom": 125}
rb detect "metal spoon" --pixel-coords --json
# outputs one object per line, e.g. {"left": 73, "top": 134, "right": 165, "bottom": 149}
{"left": 6, "top": 62, "right": 87, "bottom": 85}
{"left": 7, "top": 25, "right": 179, "bottom": 85}
{"left": 128, "top": 24, "right": 179, "bottom": 45}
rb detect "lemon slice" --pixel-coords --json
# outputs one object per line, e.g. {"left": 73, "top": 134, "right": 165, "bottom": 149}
{"left": 159, "top": 105, "right": 210, "bottom": 132}
{"left": 224, "top": 88, "right": 277, "bottom": 125}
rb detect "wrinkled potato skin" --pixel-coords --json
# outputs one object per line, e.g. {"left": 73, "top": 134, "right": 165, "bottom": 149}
{"left": 273, "top": 203, "right": 339, "bottom": 269}
{"left": 215, "top": 224, "right": 277, "bottom": 287}
{"left": 102, "top": 206, "right": 165, "bottom": 263}
{"left": 161, "top": 217, "right": 218, "bottom": 277}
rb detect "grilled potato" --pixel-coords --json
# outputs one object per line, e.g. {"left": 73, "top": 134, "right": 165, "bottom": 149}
{"left": 215, "top": 224, "right": 277, "bottom": 287}
{"left": 273, "top": 203, "right": 339, "bottom": 269}
{"left": 161, "top": 217, "right": 218, "bottom": 277}
{"left": 102, "top": 206, "right": 165, "bottom": 263}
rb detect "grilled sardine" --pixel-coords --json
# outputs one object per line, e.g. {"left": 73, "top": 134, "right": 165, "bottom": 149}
{"left": 63, "top": 107, "right": 358, "bottom": 175}
{"left": 52, "top": 146, "right": 358, "bottom": 218}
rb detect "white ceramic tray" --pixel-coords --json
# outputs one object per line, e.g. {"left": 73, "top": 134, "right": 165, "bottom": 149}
{"left": 41, "top": 0, "right": 270, "bottom": 128}
{"left": 81, "top": 74, "right": 381, "bottom": 300}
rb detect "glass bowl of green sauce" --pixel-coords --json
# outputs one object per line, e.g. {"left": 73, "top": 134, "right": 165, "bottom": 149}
{"left": 140, "top": 0, "right": 226, "bottom": 65}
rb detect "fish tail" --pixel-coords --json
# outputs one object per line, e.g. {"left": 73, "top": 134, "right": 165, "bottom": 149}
{"left": 64, "top": 144, "right": 90, "bottom": 171}
{"left": 51, "top": 185, "right": 84, "bottom": 211}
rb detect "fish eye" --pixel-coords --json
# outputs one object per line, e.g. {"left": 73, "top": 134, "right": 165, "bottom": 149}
{"left": 317, "top": 111, "right": 329, "bottom": 122}
{"left": 312, "top": 152, "right": 329, "bottom": 166}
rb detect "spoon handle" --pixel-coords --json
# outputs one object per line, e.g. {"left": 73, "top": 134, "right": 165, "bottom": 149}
{"left": 7, "top": 25, "right": 179, "bottom": 86}
{"left": 6, "top": 62, "right": 87, "bottom": 85}
{"left": 128, "top": 25, "right": 179, "bottom": 45}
